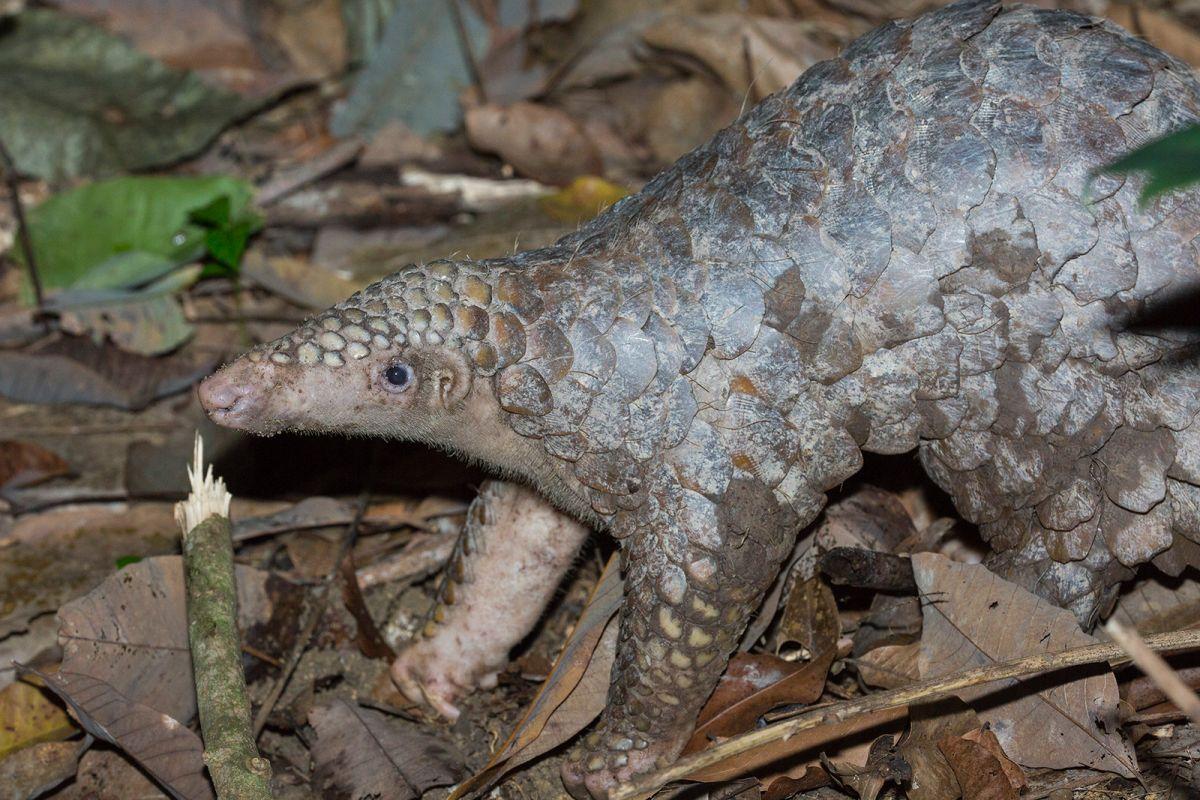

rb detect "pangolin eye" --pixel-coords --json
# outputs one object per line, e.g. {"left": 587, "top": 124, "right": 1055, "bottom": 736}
{"left": 383, "top": 363, "right": 413, "bottom": 391}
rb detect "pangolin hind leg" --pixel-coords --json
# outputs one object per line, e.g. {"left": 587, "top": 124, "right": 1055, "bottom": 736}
{"left": 562, "top": 479, "right": 797, "bottom": 798}
{"left": 391, "top": 479, "right": 590, "bottom": 719}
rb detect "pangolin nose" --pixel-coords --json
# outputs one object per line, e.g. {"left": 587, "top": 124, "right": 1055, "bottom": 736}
{"left": 198, "top": 372, "right": 259, "bottom": 426}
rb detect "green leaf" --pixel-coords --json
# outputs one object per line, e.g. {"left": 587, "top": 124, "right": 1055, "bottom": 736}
{"left": 20, "top": 175, "right": 255, "bottom": 302}
{"left": 1097, "top": 123, "right": 1200, "bottom": 205}
{"left": 204, "top": 219, "right": 256, "bottom": 272}
{"left": 0, "top": 9, "right": 256, "bottom": 181}
{"left": 115, "top": 555, "right": 142, "bottom": 569}
{"left": 188, "top": 195, "right": 233, "bottom": 228}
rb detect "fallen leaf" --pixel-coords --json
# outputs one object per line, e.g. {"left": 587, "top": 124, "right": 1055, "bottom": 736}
{"left": 0, "top": 679, "right": 77, "bottom": 759}
{"left": 0, "top": 738, "right": 89, "bottom": 800}
{"left": 0, "top": 10, "right": 253, "bottom": 181}
{"left": 961, "top": 727, "right": 1026, "bottom": 791}
{"left": 686, "top": 653, "right": 811, "bottom": 751}
{"left": 0, "top": 335, "right": 217, "bottom": 410}
{"left": 856, "top": 643, "right": 921, "bottom": 690}
{"left": 54, "top": 0, "right": 346, "bottom": 96}
{"left": 57, "top": 556, "right": 297, "bottom": 724}
{"left": 896, "top": 698, "right": 979, "bottom": 800}
{"left": 822, "top": 734, "right": 910, "bottom": 800}
{"left": 911, "top": 554, "right": 1138, "bottom": 777}
{"left": 465, "top": 102, "right": 603, "bottom": 185}
{"left": 309, "top": 698, "right": 465, "bottom": 799}
{"left": 0, "top": 441, "right": 69, "bottom": 491}
{"left": 1110, "top": 573, "right": 1200, "bottom": 634}
{"left": 241, "top": 251, "right": 365, "bottom": 311}
{"left": 772, "top": 576, "right": 839, "bottom": 659}
{"left": 449, "top": 554, "right": 622, "bottom": 799}
{"left": 640, "top": 13, "right": 833, "bottom": 100}
{"left": 28, "top": 667, "right": 215, "bottom": 800}
{"left": 853, "top": 594, "right": 922, "bottom": 657}
{"left": 938, "top": 727, "right": 1024, "bottom": 800}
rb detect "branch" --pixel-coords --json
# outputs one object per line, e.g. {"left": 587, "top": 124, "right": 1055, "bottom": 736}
{"left": 176, "top": 435, "right": 273, "bottom": 800}
{"left": 0, "top": 136, "right": 45, "bottom": 315}
{"left": 1104, "top": 620, "right": 1200, "bottom": 725}
{"left": 611, "top": 627, "right": 1200, "bottom": 800}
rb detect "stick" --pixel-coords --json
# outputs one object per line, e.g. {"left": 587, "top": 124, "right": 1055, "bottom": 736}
{"left": 0, "top": 136, "right": 45, "bottom": 315}
{"left": 1104, "top": 620, "right": 1200, "bottom": 725}
{"left": 611, "top": 628, "right": 1200, "bottom": 800}
{"left": 176, "top": 435, "right": 273, "bottom": 800}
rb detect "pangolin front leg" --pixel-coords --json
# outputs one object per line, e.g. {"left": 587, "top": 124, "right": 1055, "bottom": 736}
{"left": 561, "top": 479, "right": 797, "bottom": 798}
{"left": 392, "top": 479, "right": 590, "bottom": 720}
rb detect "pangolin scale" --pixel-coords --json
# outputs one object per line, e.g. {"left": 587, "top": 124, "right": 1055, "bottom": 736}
{"left": 200, "top": 0, "right": 1200, "bottom": 795}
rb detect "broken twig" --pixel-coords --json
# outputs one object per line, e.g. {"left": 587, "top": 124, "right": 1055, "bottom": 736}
{"left": 177, "top": 435, "right": 273, "bottom": 799}
{"left": 0, "top": 136, "right": 45, "bottom": 315}
{"left": 613, "top": 627, "right": 1200, "bottom": 800}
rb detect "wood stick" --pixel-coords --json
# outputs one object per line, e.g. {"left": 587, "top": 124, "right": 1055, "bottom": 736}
{"left": 177, "top": 435, "right": 273, "bottom": 799}
{"left": 611, "top": 628, "right": 1200, "bottom": 800}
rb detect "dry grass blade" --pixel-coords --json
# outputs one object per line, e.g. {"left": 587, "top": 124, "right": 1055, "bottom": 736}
{"left": 611, "top": 628, "right": 1200, "bottom": 800}
{"left": 1104, "top": 619, "right": 1200, "bottom": 725}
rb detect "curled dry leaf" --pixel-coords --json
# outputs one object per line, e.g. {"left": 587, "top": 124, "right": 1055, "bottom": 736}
{"left": 911, "top": 554, "right": 1137, "bottom": 777}
{"left": 449, "top": 554, "right": 622, "bottom": 799}
{"left": 938, "top": 727, "right": 1026, "bottom": 800}
{"left": 309, "top": 698, "right": 465, "bottom": 800}
{"left": 822, "top": 734, "right": 910, "bottom": 800}
{"left": 57, "top": 556, "right": 298, "bottom": 725}
{"left": 857, "top": 643, "right": 921, "bottom": 690}
{"left": 0, "top": 440, "right": 69, "bottom": 491}
{"left": 28, "top": 667, "right": 214, "bottom": 800}
{"left": 1110, "top": 574, "right": 1200, "bottom": 635}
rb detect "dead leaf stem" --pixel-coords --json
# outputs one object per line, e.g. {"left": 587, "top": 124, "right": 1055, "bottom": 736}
{"left": 612, "top": 627, "right": 1200, "bottom": 800}
{"left": 176, "top": 435, "right": 273, "bottom": 799}
{"left": 0, "top": 135, "right": 45, "bottom": 315}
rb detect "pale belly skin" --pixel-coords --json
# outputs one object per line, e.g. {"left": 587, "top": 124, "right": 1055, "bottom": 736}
{"left": 199, "top": 0, "right": 1200, "bottom": 795}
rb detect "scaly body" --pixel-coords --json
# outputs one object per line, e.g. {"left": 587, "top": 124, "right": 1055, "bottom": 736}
{"left": 200, "top": 1, "right": 1200, "bottom": 795}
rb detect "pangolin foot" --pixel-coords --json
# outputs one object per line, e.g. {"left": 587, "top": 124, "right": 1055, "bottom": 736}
{"left": 390, "top": 640, "right": 500, "bottom": 722}
{"left": 560, "top": 722, "right": 679, "bottom": 799}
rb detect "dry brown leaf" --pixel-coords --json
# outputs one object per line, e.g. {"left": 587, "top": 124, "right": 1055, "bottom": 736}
{"left": 822, "top": 734, "right": 910, "bottom": 800}
{"left": 30, "top": 667, "right": 214, "bottom": 800}
{"left": 938, "top": 727, "right": 1024, "bottom": 800}
{"left": 912, "top": 554, "right": 1137, "bottom": 777}
{"left": 465, "top": 102, "right": 603, "bottom": 186}
{"left": 640, "top": 14, "right": 833, "bottom": 101}
{"left": 773, "top": 576, "right": 840, "bottom": 659}
{"left": 57, "top": 556, "right": 297, "bottom": 725}
{"left": 896, "top": 698, "right": 978, "bottom": 800}
{"left": 0, "top": 441, "right": 69, "bottom": 491}
{"left": 961, "top": 727, "right": 1026, "bottom": 791}
{"left": 857, "top": 642, "right": 921, "bottom": 690}
{"left": 685, "top": 706, "right": 910, "bottom": 784}
{"left": 1110, "top": 574, "right": 1200, "bottom": 635}
{"left": 309, "top": 699, "right": 465, "bottom": 799}
{"left": 448, "top": 554, "right": 622, "bottom": 799}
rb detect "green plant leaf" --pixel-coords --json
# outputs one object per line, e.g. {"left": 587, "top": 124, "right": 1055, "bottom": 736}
{"left": 20, "top": 175, "right": 255, "bottom": 301}
{"left": 1098, "top": 123, "right": 1200, "bottom": 205}
{"left": 0, "top": 9, "right": 255, "bottom": 181}
{"left": 188, "top": 195, "right": 233, "bottom": 228}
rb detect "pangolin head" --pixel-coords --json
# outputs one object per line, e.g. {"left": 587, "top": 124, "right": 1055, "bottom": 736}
{"left": 198, "top": 259, "right": 530, "bottom": 442}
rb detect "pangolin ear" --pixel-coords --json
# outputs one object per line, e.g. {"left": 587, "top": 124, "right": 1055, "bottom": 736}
{"left": 435, "top": 350, "right": 473, "bottom": 410}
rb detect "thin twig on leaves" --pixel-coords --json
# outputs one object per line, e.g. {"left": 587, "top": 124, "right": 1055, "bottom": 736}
{"left": 1105, "top": 619, "right": 1200, "bottom": 725}
{"left": 176, "top": 435, "right": 272, "bottom": 800}
{"left": 0, "top": 136, "right": 45, "bottom": 315}
{"left": 447, "top": 0, "right": 487, "bottom": 103}
{"left": 612, "top": 627, "right": 1200, "bottom": 800}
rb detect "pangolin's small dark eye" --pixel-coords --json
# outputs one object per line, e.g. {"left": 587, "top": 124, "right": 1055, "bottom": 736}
{"left": 383, "top": 363, "right": 413, "bottom": 391}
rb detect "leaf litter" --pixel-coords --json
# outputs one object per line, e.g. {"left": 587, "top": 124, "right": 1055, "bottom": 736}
{"left": 3, "top": 2, "right": 1200, "bottom": 799}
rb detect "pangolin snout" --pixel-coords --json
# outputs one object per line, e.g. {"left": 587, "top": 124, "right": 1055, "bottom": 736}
{"left": 198, "top": 364, "right": 265, "bottom": 429}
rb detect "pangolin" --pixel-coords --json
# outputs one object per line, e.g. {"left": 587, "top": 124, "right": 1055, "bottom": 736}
{"left": 199, "top": 0, "right": 1200, "bottom": 795}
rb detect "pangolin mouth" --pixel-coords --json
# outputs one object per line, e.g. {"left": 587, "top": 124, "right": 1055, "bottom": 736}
{"left": 198, "top": 371, "right": 261, "bottom": 430}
